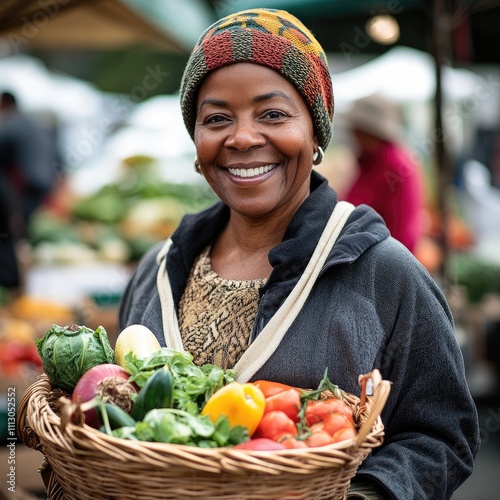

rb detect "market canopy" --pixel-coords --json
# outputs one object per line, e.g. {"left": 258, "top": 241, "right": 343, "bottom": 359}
{"left": 0, "top": 0, "right": 217, "bottom": 93}
{"left": 0, "top": 0, "right": 215, "bottom": 53}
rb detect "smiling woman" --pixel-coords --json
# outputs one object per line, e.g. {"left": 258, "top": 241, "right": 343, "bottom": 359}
{"left": 117, "top": 7, "right": 479, "bottom": 500}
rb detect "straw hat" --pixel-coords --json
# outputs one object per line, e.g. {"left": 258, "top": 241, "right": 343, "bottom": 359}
{"left": 344, "top": 93, "right": 403, "bottom": 142}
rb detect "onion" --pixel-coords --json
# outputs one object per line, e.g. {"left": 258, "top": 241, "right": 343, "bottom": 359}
{"left": 72, "top": 363, "right": 138, "bottom": 428}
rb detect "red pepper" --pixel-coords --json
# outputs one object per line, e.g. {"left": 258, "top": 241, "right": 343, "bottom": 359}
{"left": 253, "top": 410, "right": 298, "bottom": 441}
{"left": 0, "top": 342, "right": 42, "bottom": 376}
{"left": 252, "top": 380, "right": 299, "bottom": 398}
{"left": 264, "top": 388, "right": 302, "bottom": 422}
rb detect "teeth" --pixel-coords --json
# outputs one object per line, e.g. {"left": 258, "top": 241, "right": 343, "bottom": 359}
{"left": 228, "top": 164, "right": 276, "bottom": 178}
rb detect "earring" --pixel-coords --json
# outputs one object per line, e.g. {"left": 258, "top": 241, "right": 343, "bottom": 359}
{"left": 312, "top": 146, "right": 324, "bottom": 166}
{"left": 194, "top": 156, "right": 202, "bottom": 173}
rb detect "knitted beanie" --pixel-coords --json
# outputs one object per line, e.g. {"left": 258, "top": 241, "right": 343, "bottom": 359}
{"left": 180, "top": 8, "right": 334, "bottom": 151}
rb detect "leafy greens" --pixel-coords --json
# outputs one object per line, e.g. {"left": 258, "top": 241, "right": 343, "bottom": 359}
{"left": 125, "top": 348, "right": 236, "bottom": 414}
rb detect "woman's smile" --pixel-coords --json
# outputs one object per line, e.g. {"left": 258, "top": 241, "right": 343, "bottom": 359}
{"left": 226, "top": 163, "right": 278, "bottom": 179}
{"left": 223, "top": 163, "right": 281, "bottom": 187}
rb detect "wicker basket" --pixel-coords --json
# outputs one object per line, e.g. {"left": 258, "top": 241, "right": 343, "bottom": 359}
{"left": 17, "top": 370, "right": 390, "bottom": 500}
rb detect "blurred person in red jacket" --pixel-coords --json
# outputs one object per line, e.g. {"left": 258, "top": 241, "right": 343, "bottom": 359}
{"left": 341, "top": 93, "right": 425, "bottom": 253}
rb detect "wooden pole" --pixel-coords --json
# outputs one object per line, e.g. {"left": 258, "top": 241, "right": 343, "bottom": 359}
{"left": 431, "top": 0, "right": 453, "bottom": 286}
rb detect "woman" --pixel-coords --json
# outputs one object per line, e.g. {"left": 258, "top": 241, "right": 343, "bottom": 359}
{"left": 118, "top": 8, "right": 479, "bottom": 499}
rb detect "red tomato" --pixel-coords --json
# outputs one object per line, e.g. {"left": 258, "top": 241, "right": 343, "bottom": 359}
{"left": 305, "top": 398, "right": 354, "bottom": 425}
{"left": 277, "top": 435, "right": 308, "bottom": 449}
{"left": 233, "top": 438, "right": 286, "bottom": 451}
{"left": 264, "top": 388, "right": 302, "bottom": 422}
{"left": 252, "top": 380, "right": 300, "bottom": 398}
{"left": 253, "top": 411, "right": 298, "bottom": 441}
{"left": 322, "top": 413, "right": 355, "bottom": 436}
{"left": 304, "top": 425, "right": 334, "bottom": 447}
{"left": 331, "top": 427, "right": 357, "bottom": 443}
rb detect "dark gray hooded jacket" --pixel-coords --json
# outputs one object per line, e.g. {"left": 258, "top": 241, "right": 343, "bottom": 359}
{"left": 118, "top": 171, "right": 479, "bottom": 499}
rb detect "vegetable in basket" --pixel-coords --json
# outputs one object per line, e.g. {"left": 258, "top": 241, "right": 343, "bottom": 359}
{"left": 305, "top": 398, "right": 354, "bottom": 425}
{"left": 92, "top": 348, "right": 249, "bottom": 447}
{"left": 250, "top": 370, "right": 357, "bottom": 448}
{"left": 124, "top": 348, "right": 235, "bottom": 413}
{"left": 252, "top": 380, "right": 300, "bottom": 398}
{"left": 35, "top": 324, "right": 115, "bottom": 392}
{"left": 114, "top": 324, "right": 161, "bottom": 369}
{"left": 111, "top": 408, "right": 249, "bottom": 448}
{"left": 71, "top": 363, "right": 138, "bottom": 428}
{"left": 99, "top": 402, "right": 137, "bottom": 431}
{"left": 253, "top": 410, "right": 298, "bottom": 441}
{"left": 262, "top": 388, "right": 302, "bottom": 422}
{"left": 130, "top": 366, "right": 174, "bottom": 421}
{"left": 201, "top": 381, "right": 266, "bottom": 436}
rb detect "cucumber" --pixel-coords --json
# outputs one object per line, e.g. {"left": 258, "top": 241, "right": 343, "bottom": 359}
{"left": 131, "top": 367, "right": 174, "bottom": 421}
{"left": 99, "top": 402, "right": 136, "bottom": 429}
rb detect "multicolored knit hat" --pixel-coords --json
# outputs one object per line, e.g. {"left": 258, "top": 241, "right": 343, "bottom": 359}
{"left": 180, "top": 8, "right": 334, "bottom": 151}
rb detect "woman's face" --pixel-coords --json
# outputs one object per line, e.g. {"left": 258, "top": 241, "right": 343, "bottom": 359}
{"left": 194, "top": 62, "right": 318, "bottom": 220}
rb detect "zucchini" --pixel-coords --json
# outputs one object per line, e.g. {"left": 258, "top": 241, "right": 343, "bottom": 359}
{"left": 131, "top": 367, "right": 174, "bottom": 421}
{"left": 99, "top": 402, "right": 136, "bottom": 430}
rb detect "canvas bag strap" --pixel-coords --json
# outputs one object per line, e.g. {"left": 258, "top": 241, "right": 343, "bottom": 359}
{"left": 233, "top": 200, "right": 355, "bottom": 381}
{"left": 156, "top": 238, "right": 184, "bottom": 351}
{"left": 156, "top": 201, "right": 356, "bottom": 378}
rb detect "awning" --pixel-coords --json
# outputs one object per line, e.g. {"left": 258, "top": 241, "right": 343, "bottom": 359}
{"left": 0, "top": 0, "right": 215, "bottom": 53}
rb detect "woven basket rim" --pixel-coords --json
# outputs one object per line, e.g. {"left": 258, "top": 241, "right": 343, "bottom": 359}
{"left": 20, "top": 373, "right": 387, "bottom": 457}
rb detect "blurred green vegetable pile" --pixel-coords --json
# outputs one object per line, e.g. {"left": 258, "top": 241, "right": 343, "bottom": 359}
{"left": 450, "top": 253, "right": 500, "bottom": 304}
{"left": 28, "top": 157, "right": 217, "bottom": 264}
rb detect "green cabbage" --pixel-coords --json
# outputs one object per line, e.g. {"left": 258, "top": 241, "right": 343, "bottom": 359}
{"left": 35, "top": 324, "right": 116, "bottom": 392}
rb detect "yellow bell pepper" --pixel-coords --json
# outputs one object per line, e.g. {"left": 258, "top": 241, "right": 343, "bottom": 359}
{"left": 201, "top": 382, "right": 266, "bottom": 436}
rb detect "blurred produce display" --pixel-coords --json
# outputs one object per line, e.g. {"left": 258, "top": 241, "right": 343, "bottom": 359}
{"left": 0, "top": 296, "right": 66, "bottom": 396}
{"left": 450, "top": 254, "right": 500, "bottom": 305}
{"left": 29, "top": 156, "right": 217, "bottom": 265}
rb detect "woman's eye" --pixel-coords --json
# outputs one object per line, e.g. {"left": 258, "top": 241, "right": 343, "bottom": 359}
{"left": 264, "top": 110, "right": 286, "bottom": 120}
{"left": 205, "top": 114, "right": 228, "bottom": 124}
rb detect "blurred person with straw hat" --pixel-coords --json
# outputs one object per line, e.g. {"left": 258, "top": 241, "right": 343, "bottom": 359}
{"left": 342, "top": 93, "right": 425, "bottom": 253}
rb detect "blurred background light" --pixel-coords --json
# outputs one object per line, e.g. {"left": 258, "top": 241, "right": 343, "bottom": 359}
{"left": 365, "top": 14, "right": 400, "bottom": 45}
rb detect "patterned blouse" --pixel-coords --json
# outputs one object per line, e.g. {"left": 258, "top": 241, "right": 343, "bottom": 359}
{"left": 178, "top": 246, "right": 267, "bottom": 369}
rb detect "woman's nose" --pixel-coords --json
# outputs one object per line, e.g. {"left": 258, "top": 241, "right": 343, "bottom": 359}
{"left": 224, "top": 118, "right": 266, "bottom": 151}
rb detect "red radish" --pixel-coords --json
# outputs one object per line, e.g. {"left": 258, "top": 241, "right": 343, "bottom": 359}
{"left": 72, "top": 364, "right": 138, "bottom": 428}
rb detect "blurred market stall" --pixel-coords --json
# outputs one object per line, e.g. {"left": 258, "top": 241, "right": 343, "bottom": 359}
{"left": 0, "top": 0, "right": 217, "bottom": 95}
{"left": 0, "top": 0, "right": 214, "bottom": 52}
